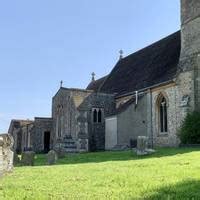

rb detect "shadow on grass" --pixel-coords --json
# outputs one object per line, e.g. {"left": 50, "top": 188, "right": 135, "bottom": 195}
{"left": 143, "top": 179, "right": 200, "bottom": 200}
{"left": 15, "top": 147, "right": 200, "bottom": 167}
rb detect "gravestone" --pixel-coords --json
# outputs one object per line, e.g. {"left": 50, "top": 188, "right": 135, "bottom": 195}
{"left": 21, "top": 151, "right": 35, "bottom": 166}
{"left": 0, "top": 134, "right": 14, "bottom": 176}
{"left": 47, "top": 150, "right": 58, "bottom": 165}
{"left": 136, "top": 136, "right": 148, "bottom": 155}
{"left": 135, "top": 136, "right": 155, "bottom": 156}
{"left": 77, "top": 138, "right": 88, "bottom": 152}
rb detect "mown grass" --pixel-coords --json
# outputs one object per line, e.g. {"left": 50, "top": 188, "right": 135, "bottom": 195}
{"left": 1, "top": 148, "right": 200, "bottom": 200}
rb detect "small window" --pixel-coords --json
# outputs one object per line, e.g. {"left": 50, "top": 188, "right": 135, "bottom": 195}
{"left": 93, "top": 109, "right": 97, "bottom": 123}
{"left": 92, "top": 108, "right": 103, "bottom": 123}
{"left": 159, "top": 97, "right": 168, "bottom": 133}
{"left": 98, "top": 110, "right": 102, "bottom": 123}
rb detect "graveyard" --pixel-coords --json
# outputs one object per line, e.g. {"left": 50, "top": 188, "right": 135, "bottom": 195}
{"left": 0, "top": 148, "right": 200, "bottom": 200}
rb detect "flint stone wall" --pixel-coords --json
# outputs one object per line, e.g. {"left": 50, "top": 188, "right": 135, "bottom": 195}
{"left": 180, "top": 0, "right": 200, "bottom": 112}
{"left": 52, "top": 88, "right": 116, "bottom": 151}
{"left": 32, "top": 118, "right": 53, "bottom": 153}
{"left": 151, "top": 84, "right": 185, "bottom": 147}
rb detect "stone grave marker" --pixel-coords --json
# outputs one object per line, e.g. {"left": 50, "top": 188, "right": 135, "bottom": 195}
{"left": 47, "top": 150, "right": 58, "bottom": 165}
{"left": 21, "top": 151, "right": 35, "bottom": 166}
{"left": 0, "top": 134, "right": 14, "bottom": 176}
{"left": 136, "top": 136, "right": 155, "bottom": 156}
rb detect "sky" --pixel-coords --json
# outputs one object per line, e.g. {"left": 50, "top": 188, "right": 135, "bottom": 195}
{"left": 0, "top": 0, "right": 180, "bottom": 132}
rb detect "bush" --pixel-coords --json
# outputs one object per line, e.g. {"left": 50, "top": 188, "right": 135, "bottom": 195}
{"left": 178, "top": 111, "right": 200, "bottom": 144}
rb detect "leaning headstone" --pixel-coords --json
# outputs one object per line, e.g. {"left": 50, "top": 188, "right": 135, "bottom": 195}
{"left": 47, "top": 150, "right": 58, "bottom": 165}
{"left": 21, "top": 151, "right": 35, "bottom": 166}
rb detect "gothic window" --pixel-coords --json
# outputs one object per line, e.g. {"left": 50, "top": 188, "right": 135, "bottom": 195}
{"left": 158, "top": 96, "right": 168, "bottom": 133}
{"left": 93, "top": 109, "right": 97, "bottom": 123}
{"left": 98, "top": 110, "right": 102, "bottom": 123}
{"left": 92, "top": 108, "right": 103, "bottom": 123}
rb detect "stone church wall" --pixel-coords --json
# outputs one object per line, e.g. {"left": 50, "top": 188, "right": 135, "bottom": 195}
{"left": 78, "top": 92, "right": 116, "bottom": 151}
{"left": 178, "top": 0, "right": 200, "bottom": 112}
{"left": 52, "top": 88, "right": 115, "bottom": 151}
{"left": 32, "top": 118, "right": 53, "bottom": 153}
{"left": 117, "top": 95, "right": 148, "bottom": 146}
{"left": 151, "top": 84, "right": 180, "bottom": 147}
{"left": 112, "top": 83, "right": 184, "bottom": 148}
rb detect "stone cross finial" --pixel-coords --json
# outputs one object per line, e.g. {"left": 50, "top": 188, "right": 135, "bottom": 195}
{"left": 119, "top": 49, "right": 123, "bottom": 60}
{"left": 60, "top": 80, "right": 63, "bottom": 88}
{"left": 91, "top": 72, "right": 95, "bottom": 82}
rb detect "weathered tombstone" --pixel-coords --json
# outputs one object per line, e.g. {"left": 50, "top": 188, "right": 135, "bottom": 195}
{"left": 135, "top": 136, "right": 156, "bottom": 156}
{"left": 77, "top": 138, "right": 88, "bottom": 152}
{"left": 0, "top": 134, "right": 14, "bottom": 176}
{"left": 47, "top": 150, "right": 58, "bottom": 165}
{"left": 54, "top": 143, "right": 66, "bottom": 158}
{"left": 7, "top": 150, "right": 14, "bottom": 172}
{"left": 136, "top": 136, "right": 148, "bottom": 156}
{"left": 6, "top": 135, "right": 14, "bottom": 172}
{"left": 21, "top": 151, "right": 35, "bottom": 166}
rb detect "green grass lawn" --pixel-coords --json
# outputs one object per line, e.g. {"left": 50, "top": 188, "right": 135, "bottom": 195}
{"left": 1, "top": 148, "right": 200, "bottom": 200}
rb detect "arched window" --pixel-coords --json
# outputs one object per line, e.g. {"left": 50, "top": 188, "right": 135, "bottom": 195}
{"left": 98, "top": 110, "right": 102, "bottom": 123}
{"left": 92, "top": 108, "right": 103, "bottom": 123}
{"left": 93, "top": 109, "right": 97, "bottom": 123}
{"left": 159, "top": 96, "right": 168, "bottom": 133}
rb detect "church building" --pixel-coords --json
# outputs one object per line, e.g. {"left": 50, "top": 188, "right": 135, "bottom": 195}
{"left": 8, "top": 0, "right": 200, "bottom": 153}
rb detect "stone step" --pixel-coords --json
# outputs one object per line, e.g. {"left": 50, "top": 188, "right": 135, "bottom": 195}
{"left": 63, "top": 139, "right": 75, "bottom": 142}
{"left": 63, "top": 141, "right": 76, "bottom": 145}
{"left": 56, "top": 136, "right": 78, "bottom": 153}
{"left": 62, "top": 148, "right": 78, "bottom": 153}
{"left": 112, "top": 145, "right": 129, "bottom": 151}
{"left": 63, "top": 144, "right": 77, "bottom": 149}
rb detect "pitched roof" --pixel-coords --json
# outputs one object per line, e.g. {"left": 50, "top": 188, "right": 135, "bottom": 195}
{"left": 115, "top": 95, "right": 144, "bottom": 114}
{"left": 8, "top": 119, "right": 33, "bottom": 133}
{"left": 86, "top": 75, "right": 108, "bottom": 91}
{"left": 87, "top": 31, "right": 181, "bottom": 96}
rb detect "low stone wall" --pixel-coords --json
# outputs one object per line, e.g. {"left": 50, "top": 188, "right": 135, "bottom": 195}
{"left": 0, "top": 134, "right": 14, "bottom": 176}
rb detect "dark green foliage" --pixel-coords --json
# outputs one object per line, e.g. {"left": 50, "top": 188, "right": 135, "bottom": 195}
{"left": 178, "top": 111, "right": 200, "bottom": 144}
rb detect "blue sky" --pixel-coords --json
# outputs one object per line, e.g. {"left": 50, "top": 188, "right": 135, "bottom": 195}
{"left": 0, "top": 0, "right": 180, "bottom": 132}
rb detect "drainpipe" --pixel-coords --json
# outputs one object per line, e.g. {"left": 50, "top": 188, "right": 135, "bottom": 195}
{"left": 150, "top": 89, "right": 153, "bottom": 148}
{"left": 135, "top": 91, "right": 138, "bottom": 105}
